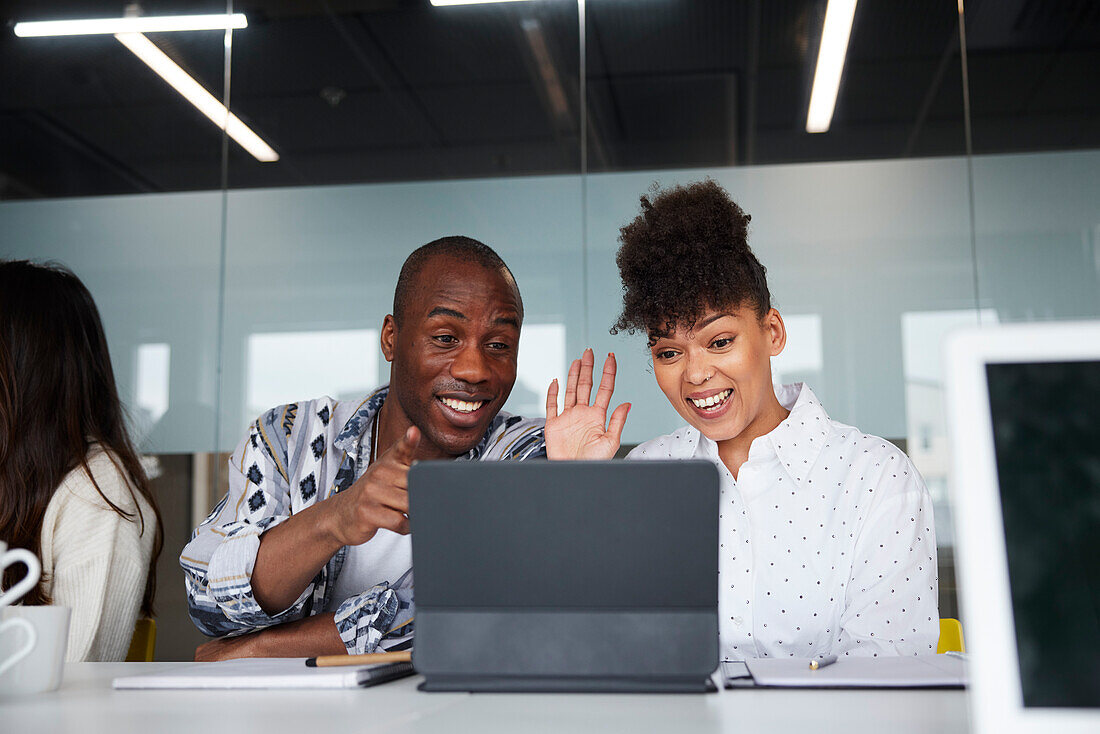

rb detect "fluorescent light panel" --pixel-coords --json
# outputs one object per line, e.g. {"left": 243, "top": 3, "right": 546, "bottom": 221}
{"left": 115, "top": 32, "right": 278, "bottom": 162}
{"left": 806, "top": 0, "right": 858, "bottom": 134}
{"left": 14, "top": 14, "right": 247, "bottom": 37}
{"left": 431, "top": 1, "right": 535, "bottom": 6}
{"left": 521, "top": 19, "right": 570, "bottom": 123}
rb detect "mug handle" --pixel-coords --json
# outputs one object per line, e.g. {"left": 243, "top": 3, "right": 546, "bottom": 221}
{"left": 0, "top": 617, "right": 37, "bottom": 678}
{"left": 0, "top": 548, "right": 42, "bottom": 608}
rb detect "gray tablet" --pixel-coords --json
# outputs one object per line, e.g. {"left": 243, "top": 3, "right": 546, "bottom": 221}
{"left": 409, "top": 459, "right": 719, "bottom": 693}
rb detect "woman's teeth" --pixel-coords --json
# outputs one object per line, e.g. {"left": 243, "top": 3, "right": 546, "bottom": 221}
{"left": 440, "top": 397, "right": 485, "bottom": 414}
{"left": 689, "top": 389, "right": 731, "bottom": 410}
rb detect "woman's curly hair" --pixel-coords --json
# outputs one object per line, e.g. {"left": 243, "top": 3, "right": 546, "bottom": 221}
{"left": 612, "top": 179, "right": 771, "bottom": 341}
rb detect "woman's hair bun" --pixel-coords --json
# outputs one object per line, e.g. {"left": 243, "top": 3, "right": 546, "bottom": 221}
{"left": 612, "top": 178, "right": 771, "bottom": 337}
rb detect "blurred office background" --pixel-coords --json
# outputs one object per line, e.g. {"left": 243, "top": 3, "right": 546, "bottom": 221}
{"left": 1, "top": 0, "right": 1098, "bottom": 659}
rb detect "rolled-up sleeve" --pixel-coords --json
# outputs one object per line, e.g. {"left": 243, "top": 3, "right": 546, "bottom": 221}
{"left": 332, "top": 583, "right": 417, "bottom": 655}
{"left": 180, "top": 413, "right": 314, "bottom": 637}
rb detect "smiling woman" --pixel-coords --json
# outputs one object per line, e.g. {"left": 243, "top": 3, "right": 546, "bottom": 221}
{"left": 545, "top": 180, "right": 941, "bottom": 663}
{"left": 646, "top": 307, "right": 790, "bottom": 475}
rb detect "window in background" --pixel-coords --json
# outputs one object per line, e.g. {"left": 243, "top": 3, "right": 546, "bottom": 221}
{"left": 771, "top": 313, "right": 823, "bottom": 389}
{"left": 509, "top": 322, "right": 566, "bottom": 419}
{"left": 133, "top": 342, "right": 171, "bottom": 441}
{"left": 246, "top": 329, "right": 379, "bottom": 424}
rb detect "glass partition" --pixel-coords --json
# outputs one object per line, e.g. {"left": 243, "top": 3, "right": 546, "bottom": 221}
{"left": 0, "top": 0, "right": 231, "bottom": 660}
{"left": 217, "top": 0, "right": 585, "bottom": 458}
{"left": 217, "top": 176, "right": 585, "bottom": 450}
{"left": 580, "top": 2, "right": 972, "bottom": 603}
{"left": 0, "top": 0, "right": 230, "bottom": 199}
{"left": 959, "top": 3, "right": 1100, "bottom": 616}
{"left": 584, "top": 156, "right": 976, "bottom": 446}
{"left": 222, "top": 0, "right": 582, "bottom": 188}
{"left": 964, "top": 0, "right": 1100, "bottom": 323}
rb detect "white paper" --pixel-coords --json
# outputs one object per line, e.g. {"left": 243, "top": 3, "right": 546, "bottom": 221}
{"left": 112, "top": 657, "right": 413, "bottom": 690}
{"left": 744, "top": 654, "right": 966, "bottom": 688}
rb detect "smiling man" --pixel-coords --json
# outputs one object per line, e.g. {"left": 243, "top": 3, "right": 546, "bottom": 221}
{"left": 181, "top": 237, "right": 545, "bottom": 661}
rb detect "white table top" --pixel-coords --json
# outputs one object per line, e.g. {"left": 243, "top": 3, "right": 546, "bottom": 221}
{"left": 0, "top": 662, "right": 972, "bottom": 734}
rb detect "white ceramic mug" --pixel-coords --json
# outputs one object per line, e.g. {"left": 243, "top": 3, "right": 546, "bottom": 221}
{"left": 0, "top": 540, "right": 41, "bottom": 608}
{"left": 0, "top": 606, "right": 71, "bottom": 695}
{"left": 0, "top": 540, "right": 47, "bottom": 689}
{"left": 0, "top": 615, "right": 36, "bottom": 679}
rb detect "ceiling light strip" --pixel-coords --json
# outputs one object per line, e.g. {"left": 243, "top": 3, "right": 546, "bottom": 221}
{"left": 806, "top": 0, "right": 858, "bottom": 134}
{"left": 430, "top": 1, "right": 535, "bottom": 6}
{"left": 115, "top": 32, "right": 278, "bottom": 163}
{"left": 14, "top": 14, "right": 247, "bottom": 37}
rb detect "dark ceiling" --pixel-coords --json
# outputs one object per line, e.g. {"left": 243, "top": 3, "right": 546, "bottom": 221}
{"left": 1, "top": 0, "right": 1098, "bottom": 199}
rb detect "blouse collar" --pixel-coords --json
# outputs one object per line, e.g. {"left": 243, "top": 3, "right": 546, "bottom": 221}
{"left": 692, "top": 382, "right": 833, "bottom": 489}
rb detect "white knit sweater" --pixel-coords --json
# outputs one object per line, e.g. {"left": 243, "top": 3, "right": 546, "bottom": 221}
{"left": 38, "top": 448, "right": 156, "bottom": 662}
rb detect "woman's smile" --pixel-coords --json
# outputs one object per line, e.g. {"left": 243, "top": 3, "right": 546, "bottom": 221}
{"left": 685, "top": 387, "right": 734, "bottom": 418}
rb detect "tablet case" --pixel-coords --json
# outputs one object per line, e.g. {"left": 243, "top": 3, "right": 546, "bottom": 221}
{"left": 409, "top": 460, "right": 719, "bottom": 693}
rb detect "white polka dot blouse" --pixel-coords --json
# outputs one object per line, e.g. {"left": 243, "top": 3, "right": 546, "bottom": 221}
{"left": 627, "top": 383, "right": 939, "bottom": 661}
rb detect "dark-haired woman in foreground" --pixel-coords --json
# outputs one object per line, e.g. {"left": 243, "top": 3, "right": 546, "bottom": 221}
{"left": 0, "top": 260, "right": 162, "bottom": 661}
{"left": 546, "top": 180, "right": 938, "bottom": 661}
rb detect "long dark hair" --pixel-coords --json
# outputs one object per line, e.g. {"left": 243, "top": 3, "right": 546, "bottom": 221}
{"left": 0, "top": 260, "right": 163, "bottom": 615}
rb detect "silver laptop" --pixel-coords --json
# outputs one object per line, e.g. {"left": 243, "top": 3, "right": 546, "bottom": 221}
{"left": 946, "top": 321, "right": 1100, "bottom": 734}
{"left": 408, "top": 460, "right": 720, "bottom": 693}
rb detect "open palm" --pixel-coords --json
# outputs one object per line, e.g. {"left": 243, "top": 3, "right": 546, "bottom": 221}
{"left": 545, "top": 349, "right": 631, "bottom": 460}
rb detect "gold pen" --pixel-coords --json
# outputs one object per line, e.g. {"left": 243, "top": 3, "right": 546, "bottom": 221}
{"left": 305, "top": 650, "right": 412, "bottom": 668}
{"left": 809, "top": 654, "right": 838, "bottom": 670}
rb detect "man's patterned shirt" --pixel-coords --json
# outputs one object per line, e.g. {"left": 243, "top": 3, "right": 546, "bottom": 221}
{"left": 180, "top": 385, "right": 545, "bottom": 653}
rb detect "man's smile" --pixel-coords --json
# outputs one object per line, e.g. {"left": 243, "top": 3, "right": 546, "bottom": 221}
{"left": 435, "top": 390, "right": 495, "bottom": 429}
{"left": 437, "top": 396, "right": 489, "bottom": 414}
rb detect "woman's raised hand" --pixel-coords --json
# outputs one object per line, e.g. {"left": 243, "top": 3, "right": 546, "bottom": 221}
{"left": 544, "top": 348, "right": 631, "bottom": 460}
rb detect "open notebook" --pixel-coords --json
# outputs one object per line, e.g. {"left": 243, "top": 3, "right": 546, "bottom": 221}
{"left": 725, "top": 654, "right": 966, "bottom": 688}
{"left": 113, "top": 658, "right": 414, "bottom": 690}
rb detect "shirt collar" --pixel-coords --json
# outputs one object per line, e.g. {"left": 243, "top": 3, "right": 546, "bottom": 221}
{"left": 461, "top": 412, "right": 508, "bottom": 461}
{"left": 760, "top": 383, "right": 832, "bottom": 486}
{"left": 334, "top": 385, "right": 389, "bottom": 454}
{"left": 691, "top": 382, "right": 832, "bottom": 488}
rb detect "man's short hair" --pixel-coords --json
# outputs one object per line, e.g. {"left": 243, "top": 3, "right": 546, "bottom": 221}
{"left": 392, "top": 236, "right": 522, "bottom": 324}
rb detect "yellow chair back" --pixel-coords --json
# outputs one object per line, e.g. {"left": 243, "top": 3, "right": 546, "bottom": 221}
{"left": 125, "top": 618, "right": 157, "bottom": 662}
{"left": 937, "top": 617, "right": 965, "bottom": 654}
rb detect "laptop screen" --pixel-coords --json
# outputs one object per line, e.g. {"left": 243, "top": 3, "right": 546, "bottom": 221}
{"left": 986, "top": 360, "right": 1100, "bottom": 709}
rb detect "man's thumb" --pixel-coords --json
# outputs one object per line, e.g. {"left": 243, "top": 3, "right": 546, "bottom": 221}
{"left": 392, "top": 425, "right": 420, "bottom": 464}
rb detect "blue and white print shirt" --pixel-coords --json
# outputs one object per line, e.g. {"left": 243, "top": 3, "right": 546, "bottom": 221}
{"left": 180, "top": 385, "right": 546, "bottom": 654}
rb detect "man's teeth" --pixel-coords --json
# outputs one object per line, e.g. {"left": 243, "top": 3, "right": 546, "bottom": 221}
{"left": 690, "top": 389, "right": 731, "bottom": 409}
{"left": 440, "top": 397, "right": 485, "bottom": 413}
